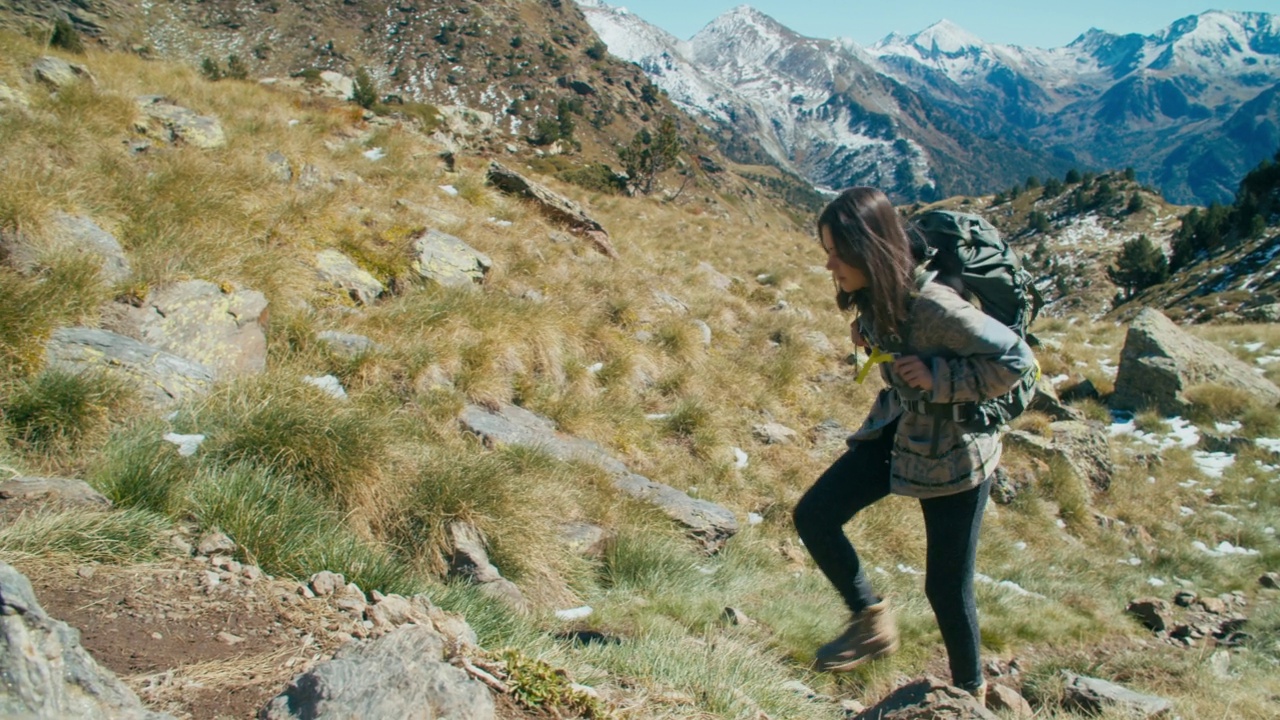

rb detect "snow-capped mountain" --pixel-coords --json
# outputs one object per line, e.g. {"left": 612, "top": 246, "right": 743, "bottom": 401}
{"left": 580, "top": 3, "right": 1067, "bottom": 201}
{"left": 580, "top": 3, "right": 1280, "bottom": 204}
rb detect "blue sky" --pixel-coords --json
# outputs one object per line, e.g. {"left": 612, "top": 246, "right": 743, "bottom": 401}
{"left": 604, "top": 2, "right": 1280, "bottom": 48}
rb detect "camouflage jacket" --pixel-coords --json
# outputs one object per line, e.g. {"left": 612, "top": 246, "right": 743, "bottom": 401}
{"left": 850, "top": 278, "right": 1037, "bottom": 498}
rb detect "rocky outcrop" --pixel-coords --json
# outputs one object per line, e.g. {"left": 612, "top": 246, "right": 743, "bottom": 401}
{"left": 104, "top": 280, "right": 268, "bottom": 379}
{"left": 0, "top": 561, "right": 176, "bottom": 720}
{"left": 1006, "top": 420, "right": 1114, "bottom": 491}
{"left": 854, "top": 676, "right": 996, "bottom": 719}
{"left": 45, "top": 327, "right": 215, "bottom": 405}
{"left": 459, "top": 403, "right": 739, "bottom": 552}
{"left": 0, "top": 476, "right": 111, "bottom": 511}
{"left": 135, "top": 96, "right": 227, "bottom": 149}
{"left": 411, "top": 229, "right": 492, "bottom": 287}
{"left": 485, "top": 162, "right": 617, "bottom": 258}
{"left": 315, "top": 249, "right": 384, "bottom": 305}
{"left": 29, "top": 56, "right": 95, "bottom": 90}
{"left": 1111, "top": 309, "right": 1280, "bottom": 415}
{"left": 260, "top": 625, "right": 494, "bottom": 720}
{"left": 1061, "top": 673, "right": 1172, "bottom": 718}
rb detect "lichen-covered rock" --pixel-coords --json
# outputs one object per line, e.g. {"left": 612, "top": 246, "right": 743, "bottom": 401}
{"left": 0, "top": 561, "right": 176, "bottom": 720}
{"left": 315, "top": 249, "right": 385, "bottom": 305}
{"left": 316, "top": 330, "right": 380, "bottom": 359}
{"left": 411, "top": 229, "right": 492, "bottom": 287}
{"left": 135, "top": 96, "right": 227, "bottom": 149}
{"left": 260, "top": 625, "right": 494, "bottom": 720}
{"left": 104, "top": 280, "right": 268, "bottom": 379}
{"left": 45, "top": 327, "right": 215, "bottom": 405}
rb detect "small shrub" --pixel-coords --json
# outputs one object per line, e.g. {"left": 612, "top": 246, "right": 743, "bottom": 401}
{"left": 200, "top": 57, "right": 223, "bottom": 81}
{"left": 584, "top": 40, "right": 607, "bottom": 61}
{"left": 49, "top": 18, "right": 84, "bottom": 54}
{"left": 2, "top": 369, "right": 128, "bottom": 453}
{"left": 224, "top": 54, "right": 250, "bottom": 80}
{"left": 501, "top": 649, "right": 610, "bottom": 718}
{"left": 352, "top": 67, "right": 379, "bottom": 109}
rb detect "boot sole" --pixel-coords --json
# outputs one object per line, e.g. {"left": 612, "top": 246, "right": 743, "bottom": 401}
{"left": 814, "top": 640, "right": 899, "bottom": 673}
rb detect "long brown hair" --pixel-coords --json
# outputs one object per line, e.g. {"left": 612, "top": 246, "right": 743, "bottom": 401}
{"left": 818, "top": 187, "right": 917, "bottom": 343}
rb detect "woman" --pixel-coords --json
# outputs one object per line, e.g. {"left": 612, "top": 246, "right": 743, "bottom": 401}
{"left": 793, "top": 187, "right": 1035, "bottom": 702}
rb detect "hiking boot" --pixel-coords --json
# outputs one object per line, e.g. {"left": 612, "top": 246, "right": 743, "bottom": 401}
{"left": 968, "top": 680, "right": 988, "bottom": 707}
{"left": 814, "top": 600, "right": 899, "bottom": 672}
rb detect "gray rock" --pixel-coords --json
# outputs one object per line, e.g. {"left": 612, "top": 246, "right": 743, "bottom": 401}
{"left": 315, "top": 249, "right": 385, "bottom": 306}
{"left": 0, "top": 477, "right": 111, "bottom": 510}
{"left": 45, "top": 327, "right": 215, "bottom": 405}
{"left": 316, "top": 330, "right": 379, "bottom": 359}
{"left": 447, "top": 522, "right": 529, "bottom": 613}
{"left": 653, "top": 291, "right": 688, "bottom": 314}
{"left": 260, "top": 625, "right": 494, "bottom": 720}
{"left": 695, "top": 262, "right": 732, "bottom": 291}
{"left": 196, "top": 531, "right": 237, "bottom": 557}
{"left": 135, "top": 96, "right": 226, "bottom": 149}
{"left": 316, "top": 71, "right": 354, "bottom": 100}
{"left": 1006, "top": 420, "right": 1113, "bottom": 491}
{"left": 692, "top": 319, "right": 712, "bottom": 346}
{"left": 753, "top": 422, "right": 799, "bottom": 446}
{"left": 411, "top": 229, "right": 492, "bottom": 287}
{"left": 985, "top": 684, "right": 1034, "bottom": 718}
{"left": 1028, "top": 376, "right": 1085, "bottom": 422}
{"left": 0, "top": 561, "right": 176, "bottom": 719}
{"left": 2, "top": 212, "right": 131, "bottom": 285}
{"left": 485, "top": 162, "right": 616, "bottom": 258}
{"left": 104, "top": 280, "right": 268, "bottom": 379}
{"left": 459, "top": 403, "right": 738, "bottom": 552}
{"left": 1111, "top": 308, "right": 1280, "bottom": 415}
{"left": 560, "top": 522, "right": 611, "bottom": 558}
{"left": 266, "top": 151, "right": 292, "bottom": 183}
{"left": 1126, "top": 597, "right": 1172, "bottom": 632}
{"left": 309, "top": 571, "right": 346, "bottom": 598}
{"left": 30, "top": 56, "right": 94, "bottom": 90}
{"left": 1061, "top": 673, "right": 1172, "bottom": 718}
{"left": 854, "top": 676, "right": 996, "bottom": 719}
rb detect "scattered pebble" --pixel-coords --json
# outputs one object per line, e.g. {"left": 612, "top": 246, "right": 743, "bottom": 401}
{"left": 747, "top": 512, "right": 764, "bottom": 526}
{"left": 1193, "top": 540, "right": 1260, "bottom": 557}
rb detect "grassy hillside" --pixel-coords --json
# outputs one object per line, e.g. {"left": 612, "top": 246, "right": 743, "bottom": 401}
{"left": 2, "top": 36, "right": 1280, "bottom": 720}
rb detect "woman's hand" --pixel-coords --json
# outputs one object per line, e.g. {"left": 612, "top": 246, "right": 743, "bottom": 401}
{"left": 893, "top": 355, "right": 934, "bottom": 392}
{"left": 850, "top": 321, "right": 868, "bottom": 348}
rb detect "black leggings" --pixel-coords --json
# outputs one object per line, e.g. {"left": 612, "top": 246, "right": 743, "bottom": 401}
{"left": 793, "top": 422, "right": 990, "bottom": 690}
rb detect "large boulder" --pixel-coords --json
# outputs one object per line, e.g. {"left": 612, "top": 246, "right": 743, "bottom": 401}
{"left": 459, "top": 403, "right": 739, "bottom": 552}
{"left": 104, "top": 280, "right": 268, "bottom": 379}
{"left": 485, "top": 162, "right": 616, "bottom": 258}
{"left": 315, "top": 250, "right": 385, "bottom": 306}
{"left": 260, "top": 625, "right": 494, "bottom": 720}
{"left": 0, "top": 561, "right": 176, "bottom": 719}
{"left": 854, "top": 676, "right": 996, "bottom": 720}
{"left": 411, "top": 229, "right": 492, "bottom": 287}
{"left": 45, "top": 327, "right": 215, "bottom": 405}
{"left": 1111, "top": 309, "right": 1280, "bottom": 415}
{"left": 1006, "top": 420, "right": 1114, "bottom": 491}
{"left": 30, "top": 56, "right": 95, "bottom": 90}
{"left": 135, "top": 96, "right": 227, "bottom": 149}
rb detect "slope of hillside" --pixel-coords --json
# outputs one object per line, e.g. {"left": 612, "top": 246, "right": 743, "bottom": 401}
{"left": 2, "top": 31, "right": 1280, "bottom": 720}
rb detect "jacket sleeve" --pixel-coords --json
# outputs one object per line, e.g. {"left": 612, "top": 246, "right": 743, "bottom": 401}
{"left": 912, "top": 292, "right": 1036, "bottom": 405}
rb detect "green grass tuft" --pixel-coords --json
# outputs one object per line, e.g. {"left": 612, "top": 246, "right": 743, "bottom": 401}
{"left": 0, "top": 508, "right": 171, "bottom": 563}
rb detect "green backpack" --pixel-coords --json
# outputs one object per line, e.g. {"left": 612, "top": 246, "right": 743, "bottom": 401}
{"left": 911, "top": 209, "right": 1043, "bottom": 429}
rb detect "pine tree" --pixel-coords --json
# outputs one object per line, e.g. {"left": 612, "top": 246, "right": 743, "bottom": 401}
{"left": 1108, "top": 234, "right": 1168, "bottom": 301}
{"left": 618, "top": 116, "right": 681, "bottom": 194}
{"left": 352, "top": 67, "right": 379, "bottom": 110}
